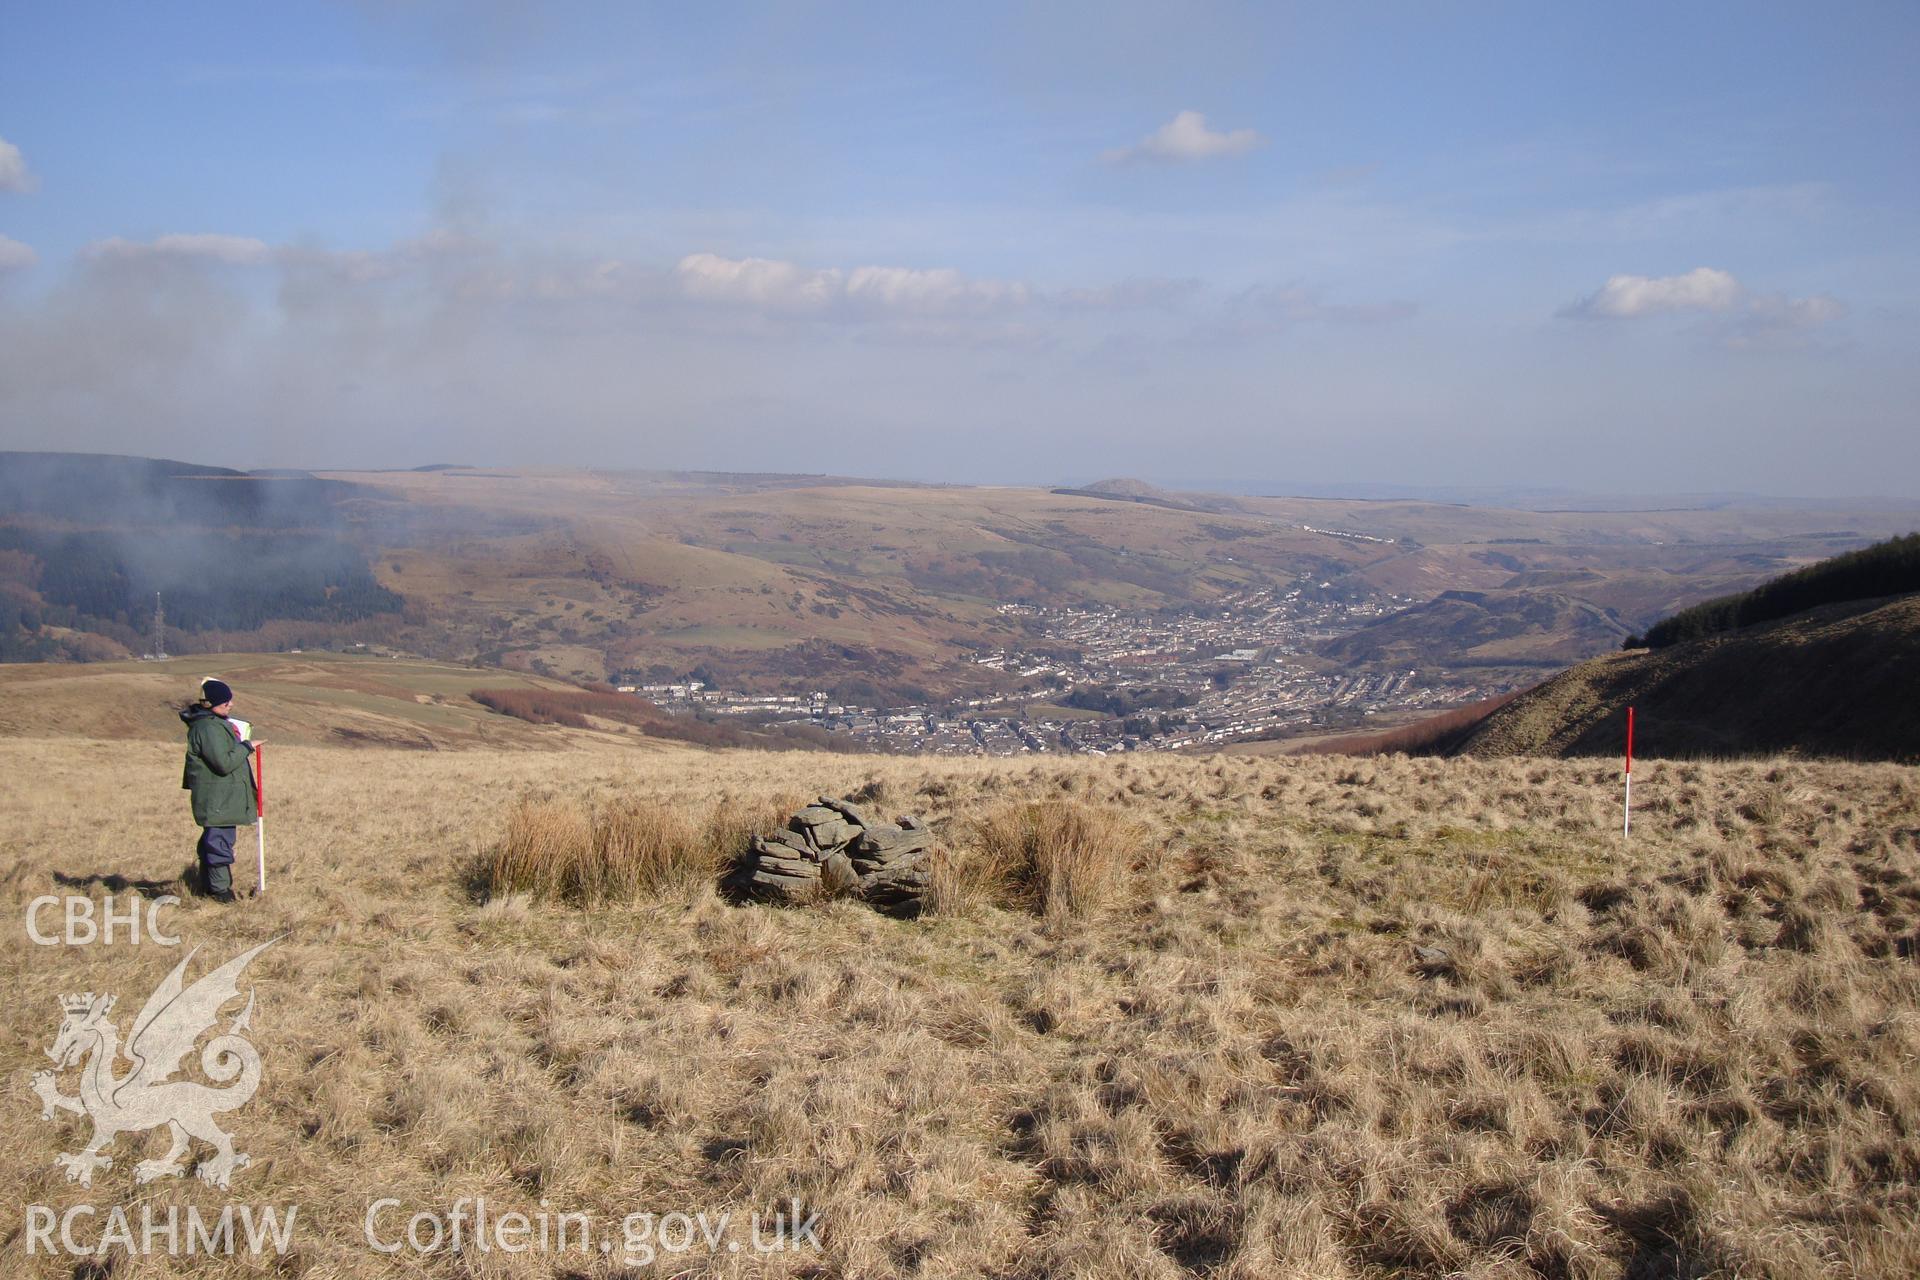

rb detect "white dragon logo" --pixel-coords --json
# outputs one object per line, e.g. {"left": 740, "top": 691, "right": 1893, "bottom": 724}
{"left": 31, "top": 940, "right": 272, "bottom": 1190}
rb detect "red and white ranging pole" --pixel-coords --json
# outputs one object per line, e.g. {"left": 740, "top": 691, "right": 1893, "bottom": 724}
{"left": 254, "top": 743, "right": 267, "bottom": 895}
{"left": 1622, "top": 706, "right": 1634, "bottom": 840}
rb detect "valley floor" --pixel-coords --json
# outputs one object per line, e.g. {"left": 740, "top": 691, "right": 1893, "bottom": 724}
{"left": 3, "top": 742, "right": 1917, "bottom": 1278}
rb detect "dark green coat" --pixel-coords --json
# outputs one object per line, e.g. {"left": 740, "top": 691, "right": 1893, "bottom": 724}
{"left": 181, "top": 706, "right": 257, "bottom": 828}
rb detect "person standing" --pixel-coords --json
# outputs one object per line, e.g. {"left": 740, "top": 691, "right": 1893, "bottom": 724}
{"left": 180, "top": 677, "right": 259, "bottom": 903}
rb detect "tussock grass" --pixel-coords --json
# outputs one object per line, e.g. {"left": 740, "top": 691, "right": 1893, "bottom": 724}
{"left": 962, "top": 799, "right": 1139, "bottom": 920}
{"left": 486, "top": 796, "right": 590, "bottom": 901}
{"left": 582, "top": 801, "right": 700, "bottom": 902}
{"left": 486, "top": 792, "right": 795, "bottom": 904}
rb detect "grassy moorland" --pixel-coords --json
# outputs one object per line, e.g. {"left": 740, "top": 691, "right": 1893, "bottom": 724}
{"left": 3, "top": 736, "right": 1918, "bottom": 1278}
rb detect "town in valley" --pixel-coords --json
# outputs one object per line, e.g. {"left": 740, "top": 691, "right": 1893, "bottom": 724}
{"left": 620, "top": 582, "right": 1518, "bottom": 755}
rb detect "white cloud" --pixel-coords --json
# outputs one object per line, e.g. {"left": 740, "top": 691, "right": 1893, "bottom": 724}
{"left": 677, "top": 252, "right": 840, "bottom": 310}
{"left": 676, "top": 253, "right": 1027, "bottom": 317}
{"left": 843, "top": 264, "right": 1027, "bottom": 314}
{"left": 0, "top": 136, "right": 36, "bottom": 193}
{"left": 1561, "top": 267, "right": 1844, "bottom": 344}
{"left": 1564, "top": 267, "right": 1741, "bottom": 318}
{"left": 1102, "top": 110, "right": 1263, "bottom": 165}
{"left": 0, "top": 233, "right": 36, "bottom": 270}
{"left": 85, "top": 233, "right": 273, "bottom": 265}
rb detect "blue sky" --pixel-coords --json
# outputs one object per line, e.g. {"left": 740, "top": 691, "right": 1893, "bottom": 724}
{"left": 1, "top": 1, "right": 1915, "bottom": 496}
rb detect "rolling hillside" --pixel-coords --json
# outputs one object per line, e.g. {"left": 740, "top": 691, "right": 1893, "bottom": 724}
{"left": 1318, "top": 588, "right": 1635, "bottom": 671}
{"left": 8, "top": 451, "right": 1920, "bottom": 703}
{"left": 1453, "top": 594, "right": 1920, "bottom": 761}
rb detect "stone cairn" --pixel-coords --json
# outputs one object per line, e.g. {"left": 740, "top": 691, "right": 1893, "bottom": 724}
{"left": 726, "top": 796, "right": 934, "bottom": 915}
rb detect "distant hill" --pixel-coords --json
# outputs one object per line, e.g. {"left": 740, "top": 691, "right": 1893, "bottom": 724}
{"left": 1452, "top": 593, "right": 1920, "bottom": 761}
{"left": 1076, "top": 478, "right": 1162, "bottom": 500}
{"left": 0, "top": 451, "right": 371, "bottom": 526}
{"left": 1052, "top": 477, "right": 1247, "bottom": 514}
{"left": 1320, "top": 589, "right": 1634, "bottom": 669}
{"left": 0, "top": 452, "right": 408, "bottom": 662}
{"left": 10, "top": 450, "right": 1920, "bottom": 700}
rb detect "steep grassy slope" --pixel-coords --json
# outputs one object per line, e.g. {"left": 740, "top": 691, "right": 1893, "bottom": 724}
{"left": 1455, "top": 595, "right": 1920, "bottom": 762}
{"left": 3, "top": 743, "right": 1917, "bottom": 1277}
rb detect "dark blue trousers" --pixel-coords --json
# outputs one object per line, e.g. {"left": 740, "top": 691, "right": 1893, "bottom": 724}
{"left": 196, "top": 826, "right": 236, "bottom": 896}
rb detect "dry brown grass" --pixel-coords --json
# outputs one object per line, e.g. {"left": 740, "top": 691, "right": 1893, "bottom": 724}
{"left": 1291, "top": 688, "right": 1528, "bottom": 756}
{"left": 958, "top": 800, "right": 1139, "bottom": 922}
{"left": 486, "top": 793, "right": 796, "bottom": 904}
{"left": 3, "top": 742, "right": 1919, "bottom": 1277}
{"left": 487, "top": 796, "right": 593, "bottom": 900}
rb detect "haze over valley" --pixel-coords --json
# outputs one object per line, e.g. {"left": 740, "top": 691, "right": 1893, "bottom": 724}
{"left": 5, "top": 451, "right": 1914, "bottom": 756}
